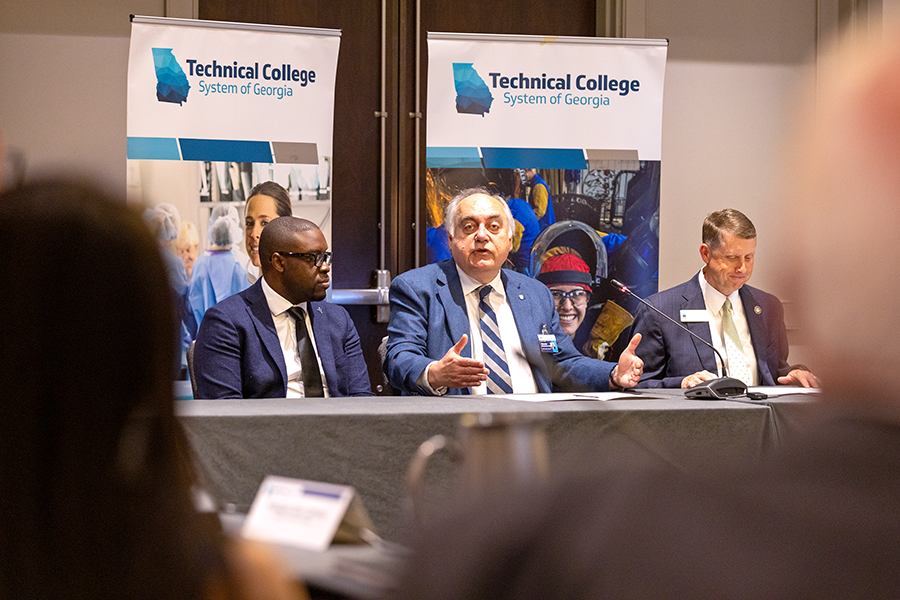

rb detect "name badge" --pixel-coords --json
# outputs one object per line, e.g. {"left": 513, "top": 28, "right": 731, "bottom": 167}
{"left": 680, "top": 310, "right": 709, "bottom": 323}
{"left": 538, "top": 333, "right": 558, "bottom": 353}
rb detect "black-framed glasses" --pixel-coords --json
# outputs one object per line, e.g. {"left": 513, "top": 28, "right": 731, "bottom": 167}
{"left": 273, "top": 251, "right": 333, "bottom": 268}
{"left": 551, "top": 289, "right": 590, "bottom": 307}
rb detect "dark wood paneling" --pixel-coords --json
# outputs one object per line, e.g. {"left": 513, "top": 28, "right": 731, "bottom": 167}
{"left": 421, "top": 2, "right": 597, "bottom": 36}
{"left": 199, "top": 0, "right": 598, "bottom": 391}
{"left": 200, "top": 1, "right": 389, "bottom": 290}
{"left": 199, "top": 0, "right": 393, "bottom": 391}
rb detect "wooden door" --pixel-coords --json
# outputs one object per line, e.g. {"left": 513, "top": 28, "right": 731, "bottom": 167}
{"left": 200, "top": 0, "right": 600, "bottom": 392}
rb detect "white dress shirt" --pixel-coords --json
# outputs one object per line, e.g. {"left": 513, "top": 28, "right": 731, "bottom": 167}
{"left": 698, "top": 271, "right": 758, "bottom": 385}
{"left": 455, "top": 265, "right": 537, "bottom": 395}
{"left": 421, "top": 266, "right": 538, "bottom": 395}
{"left": 261, "top": 277, "right": 330, "bottom": 398}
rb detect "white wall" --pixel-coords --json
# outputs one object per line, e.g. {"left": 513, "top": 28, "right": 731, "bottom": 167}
{"left": 637, "top": 0, "right": 818, "bottom": 365}
{"left": 0, "top": 1, "right": 165, "bottom": 190}
{"left": 0, "top": 32, "right": 131, "bottom": 190}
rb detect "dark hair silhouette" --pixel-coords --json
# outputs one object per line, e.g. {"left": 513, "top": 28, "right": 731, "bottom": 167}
{"left": 0, "top": 179, "right": 226, "bottom": 598}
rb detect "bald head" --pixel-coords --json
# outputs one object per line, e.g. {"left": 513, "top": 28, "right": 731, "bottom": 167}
{"left": 259, "top": 216, "right": 320, "bottom": 273}
{"left": 784, "top": 24, "right": 900, "bottom": 404}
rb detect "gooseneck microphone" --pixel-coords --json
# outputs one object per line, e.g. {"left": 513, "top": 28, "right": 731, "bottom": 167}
{"left": 610, "top": 279, "right": 748, "bottom": 399}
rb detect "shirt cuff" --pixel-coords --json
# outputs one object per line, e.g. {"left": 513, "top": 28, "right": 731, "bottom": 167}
{"left": 418, "top": 361, "right": 448, "bottom": 396}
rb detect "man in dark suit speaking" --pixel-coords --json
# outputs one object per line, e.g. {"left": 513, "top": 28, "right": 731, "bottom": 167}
{"left": 193, "top": 216, "right": 371, "bottom": 398}
{"left": 384, "top": 188, "right": 643, "bottom": 396}
{"left": 632, "top": 208, "right": 818, "bottom": 389}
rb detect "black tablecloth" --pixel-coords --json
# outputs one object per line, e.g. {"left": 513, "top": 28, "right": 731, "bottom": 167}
{"left": 178, "top": 390, "right": 820, "bottom": 542}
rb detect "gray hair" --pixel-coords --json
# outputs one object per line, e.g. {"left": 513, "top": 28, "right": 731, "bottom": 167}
{"left": 444, "top": 187, "right": 514, "bottom": 239}
{"left": 209, "top": 204, "right": 241, "bottom": 247}
{"left": 207, "top": 216, "right": 234, "bottom": 247}
{"left": 144, "top": 203, "right": 181, "bottom": 242}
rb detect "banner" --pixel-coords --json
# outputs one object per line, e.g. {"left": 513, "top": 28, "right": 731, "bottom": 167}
{"left": 127, "top": 17, "right": 340, "bottom": 377}
{"left": 426, "top": 32, "right": 667, "bottom": 362}
{"left": 128, "top": 17, "right": 339, "bottom": 165}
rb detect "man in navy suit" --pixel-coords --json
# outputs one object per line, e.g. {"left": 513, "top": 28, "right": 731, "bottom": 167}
{"left": 632, "top": 209, "right": 818, "bottom": 389}
{"left": 384, "top": 188, "right": 643, "bottom": 396}
{"left": 193, "top": 216, "right": 371, "bottom": 399}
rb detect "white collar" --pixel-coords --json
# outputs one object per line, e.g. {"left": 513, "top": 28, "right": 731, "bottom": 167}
{"left": 455, "top": 263, "right": 505, "bottom": 298}
{"left": 698, "top": 270, "right": 740, "bottom": 315}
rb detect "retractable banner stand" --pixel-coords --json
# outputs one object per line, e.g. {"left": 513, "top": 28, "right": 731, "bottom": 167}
{"left": 426, "top": 33, "right": 667, "bottom": 362}
{"left": 127, "top": 17, "right": 340, "bottom": 375}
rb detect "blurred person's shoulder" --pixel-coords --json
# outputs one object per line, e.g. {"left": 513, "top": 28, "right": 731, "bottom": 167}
{"left": 396, "top": 411, "right": 900, "bottom": 600}
{"left": 205, "top": 539, "right": 309, "bottom": 600}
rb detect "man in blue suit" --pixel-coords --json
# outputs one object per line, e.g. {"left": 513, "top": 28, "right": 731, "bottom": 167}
{"left": 193, "top": 216, "right": 371, "bottom": 399}
{"left": 632, "top": 209, "right": 818, "bottom": 389}
{"left": 384, "top": 188, "right": 643, "bottom": 396}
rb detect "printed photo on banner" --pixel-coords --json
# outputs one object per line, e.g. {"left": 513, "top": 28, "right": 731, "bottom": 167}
{"left": 426, "top": 33, "right": 667, "bottom": 363}
{"left": 127, "top": 17, "right": 340, "bottom": 375}
{"left": 426, "top": 163, "right": 658, "bottom": 363}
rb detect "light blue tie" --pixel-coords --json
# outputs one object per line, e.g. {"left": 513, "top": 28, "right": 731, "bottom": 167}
{"left": 478, "top": 285, "right": 513, "bottom": 395}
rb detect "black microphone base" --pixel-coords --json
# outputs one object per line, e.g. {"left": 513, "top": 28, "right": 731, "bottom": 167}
{"left": 683, "top": 377, "right": 748, "bottom": 400}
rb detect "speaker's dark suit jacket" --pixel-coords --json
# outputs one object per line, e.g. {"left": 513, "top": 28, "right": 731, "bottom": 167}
{"left": 383, "top": 259, "right": 614, "bottom": 395}
{"left": 193, "top": 279, "right": 371, "bottom": 399}
{"left": 632, "top": 275, "right": 792, "bottom": 388}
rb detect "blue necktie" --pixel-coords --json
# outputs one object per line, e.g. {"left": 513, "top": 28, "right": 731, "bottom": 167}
{"left": 478, "top": 285, "right": 513, "bottom": 395}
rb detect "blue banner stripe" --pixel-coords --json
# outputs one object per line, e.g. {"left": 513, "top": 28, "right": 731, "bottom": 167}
{"left": 427, "top": 156, "right": 485, "bottom": 168}
{"left": 481, "top": 147, "right": 587, "bottom": 170}
{"left": 179, "top": 139, "right": 273, "bottom": 162}
{"left": 426, "top": 146, "right": 483, "bottom": 168}
{"left": 127, "top": 137, "right": 181, "bottom": 160}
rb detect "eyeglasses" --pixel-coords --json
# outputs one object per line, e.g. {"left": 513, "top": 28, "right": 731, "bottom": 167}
{"left": 273, "top": 251, "right": 333, "bottom": 268}
{"left": 551, "top": 289, "right": 590, "bottom": 307}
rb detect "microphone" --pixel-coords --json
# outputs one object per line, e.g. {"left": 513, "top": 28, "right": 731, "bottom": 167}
{"left": 610, "top": 279, "right": 748, "bottom": 399}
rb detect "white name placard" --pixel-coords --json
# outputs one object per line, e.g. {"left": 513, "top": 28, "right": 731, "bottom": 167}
{"left": 241, "top": 475, "right": 375, "bottom": 552}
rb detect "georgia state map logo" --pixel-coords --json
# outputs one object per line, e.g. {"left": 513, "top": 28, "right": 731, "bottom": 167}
{"left": 452, "top": 63, "right": 493, "bottom": 116}
{"left": 152, "top": 48, "right": 191, "bottom": 105}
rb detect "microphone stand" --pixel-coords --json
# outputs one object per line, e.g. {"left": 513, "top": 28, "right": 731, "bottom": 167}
{"left": 611, "top": 279, "right": 748, "bottom": 399}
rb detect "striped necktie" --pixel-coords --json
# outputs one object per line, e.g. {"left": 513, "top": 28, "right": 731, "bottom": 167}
{"left": 478, "top": 285, "right": 513, "bottom": 395}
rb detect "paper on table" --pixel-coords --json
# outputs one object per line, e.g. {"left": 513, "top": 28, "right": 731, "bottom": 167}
{"left": 499, "top": 392, "right": 638, "bottom": 402}
{"left": 747, "top": 386, "right": 822, "bottom": 397}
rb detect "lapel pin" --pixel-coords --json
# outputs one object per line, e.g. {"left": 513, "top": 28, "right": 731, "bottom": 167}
{"left": 754, "top": 305, "right": 761, "bottom": 314}
{"left": 317, "top": 307, "right": 323, "bottom": 313}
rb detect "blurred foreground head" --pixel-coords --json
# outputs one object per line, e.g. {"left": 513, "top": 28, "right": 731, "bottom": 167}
{"left": 0, "top": 179, "right": 221, "bottom": 597}
{"left": 786, "top": 24, "right": 900, "bottom": 407}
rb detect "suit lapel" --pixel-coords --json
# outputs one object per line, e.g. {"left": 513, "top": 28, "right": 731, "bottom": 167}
{"left": 740, "top": 286, "right": 771, "bottom": 384}
{"left": 503, "top": 272, "right": 542, "bottom": 367}
{"left": 437, "top": 260, "right": 474, "bottom": 358}
{"left": 682, "top": 278, "right": 719, "bottom": 373}
{"left": 308, "top": 302, "right": 336, "bottom": 391}
{"left": 245, "top": 280, "right": 288, "bottom": 389}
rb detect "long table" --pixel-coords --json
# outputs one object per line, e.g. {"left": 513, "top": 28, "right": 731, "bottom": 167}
{"left": 177, "top": 390, "right": 820, "bottom": 543}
